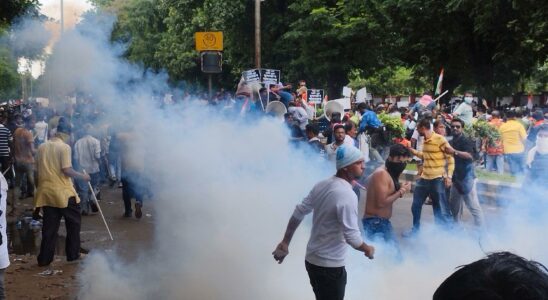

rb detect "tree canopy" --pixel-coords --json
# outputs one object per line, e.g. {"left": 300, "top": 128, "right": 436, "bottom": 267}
{"left": 75, "top": 0, "right": 548, "bottom": 98}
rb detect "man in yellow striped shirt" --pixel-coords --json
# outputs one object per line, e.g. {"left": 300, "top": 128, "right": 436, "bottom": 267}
{"left": 406, "top": 118, "right": 471, "bottom": 234}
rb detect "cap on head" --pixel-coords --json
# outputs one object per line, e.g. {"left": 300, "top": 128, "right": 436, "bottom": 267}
{"left": 336, "top": 146, "right": 364, "bottom": 170}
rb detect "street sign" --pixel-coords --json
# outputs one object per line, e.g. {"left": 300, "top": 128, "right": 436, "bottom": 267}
{"left": 307, "top": 89, "right": 324, "bottom": 104}
{"left": 260, "top": 69, "right": 280, "bottom": 85}
{"left": 201, "top": 51, "right": 222, "bottom": 73}
{"left": 242, "top": 69, "right": 261, "bottom": 83}
{"left": 195, "top": 32, "right": 223, "bottom": 51}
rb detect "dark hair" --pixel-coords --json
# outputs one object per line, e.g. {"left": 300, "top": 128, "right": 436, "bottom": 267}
{"left": 451, "top": 118, "right": 465, "bottom": 128}
{"left": 57, "top": 117, "right": 71, "bottom": 134}
{"left": 492, "top": 110, "right": 501, "bottom": 118}
{"left": 283, "top": 113, "right": 292, "bottom": 119}
{"left": 389, "top": 144, "right": 411, "bottom": 158}
{"left": 433, "top": 252, "right": 548, "bottom": 300}
{"left": 305, "top": 123, "right": 319, "bottom": 135}
{"left": 417, "top": 118, "right": 431, "bottom": 130}
{"left": 344, "top": 122, "right": 355, "bottom": 133}
{"left": 333, "top": 124, "right": 345, "bottom": 132}
{"left": 357, "top": 103, "right": 368, "bottom": 111}
{"left": 288, "top": 102, "right": 296, "bottom": 107}
{"left": 506, "top": 110, "right": 516, "bottom": 119}
{"left": 331, "top": 112, "right": 342, "bottom": 124}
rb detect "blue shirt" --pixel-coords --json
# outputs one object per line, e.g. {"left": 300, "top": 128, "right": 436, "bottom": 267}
{"left": 359, "top": 110, "right": 382, "bottom": 132}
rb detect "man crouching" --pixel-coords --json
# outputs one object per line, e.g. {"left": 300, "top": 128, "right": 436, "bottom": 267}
{"left": 363, "top": 144, "right": 412, "bottom": 244}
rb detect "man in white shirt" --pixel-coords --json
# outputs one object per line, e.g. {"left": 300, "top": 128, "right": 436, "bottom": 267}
{"left": 452, "top": 92, "right": 474, "bottom": 126}
{"left": 273, "top": 146, "right": 375, "bottom": 300}
{"left": 33, "top": 116, "right": 49, "bottom": 147}
{"left": 74, "top": 124, "right": 101, "bottom": 215}
{"left": 325, "top": 125, "right": 355, "bottom": 161}
{"left": 287, "top": 101, "right": 309, "bottom": 136}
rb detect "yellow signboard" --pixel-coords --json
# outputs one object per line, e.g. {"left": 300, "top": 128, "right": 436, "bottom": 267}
{"left": 195, "top": 32, "right": 223, "bottom": 51}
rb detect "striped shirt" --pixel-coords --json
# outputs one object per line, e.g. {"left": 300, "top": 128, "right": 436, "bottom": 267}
{"left": 412, "top": 132, "right": 452, "bottom": 179}
{"left": 0, "top": 125, "right": 13, "bottom": 157}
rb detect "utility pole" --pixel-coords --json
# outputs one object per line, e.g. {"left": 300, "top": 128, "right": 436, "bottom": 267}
{"left": 254, "top": 0, "right": 261, "bottom": 69}
{"left": 60, "top": 0, "right": 64, "bottom": 34}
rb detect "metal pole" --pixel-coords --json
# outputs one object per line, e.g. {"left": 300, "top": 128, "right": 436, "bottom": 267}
{"left": 208, "top": 74, "right": 212, "bottom": 102}
{"left": 60, "top": 0, "right": 64, "bottom": 34}
{"left": 255, "top": 0, "right": 261, "bottom": 69}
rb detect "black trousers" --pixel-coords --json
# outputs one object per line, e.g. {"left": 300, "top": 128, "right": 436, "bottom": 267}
{"left": 305, "top": 260, "right": 347, "bottom": 300}
{"left": 121, "top": 172, "right": 144, "bottom": 214}
{"left": 37, "top": 197, "right": 81, "bottom": 266}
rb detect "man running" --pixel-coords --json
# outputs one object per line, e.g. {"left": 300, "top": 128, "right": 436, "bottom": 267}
{"left": 273, "top": 146, "right": 374, "bottom": 300}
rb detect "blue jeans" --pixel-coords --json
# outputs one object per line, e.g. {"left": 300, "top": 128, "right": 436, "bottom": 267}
{"left": 362, "top": 217, "right": 396, "bottom": 243}
{"left": 412, "top": 178, "right": 452, "bottom": 230}
{"left": 486, "top": 154, "right": 504, "bottom": 174}
{"left": 76, "top": 172, "right": 100, "bottom": 214}
{"left": 505, "top": 153, "right": 524, "bottom": 176}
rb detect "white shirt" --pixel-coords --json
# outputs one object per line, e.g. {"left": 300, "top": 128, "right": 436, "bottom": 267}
{"left": 453, "top": 102, "right": 473, "bottom": 125}
{"left": 288, "top": 106, "right": 309, "bottom": 130}
{"left": 74, "top": 135, "right": 101, "bottom": 174}
{"left": 325, "top": 138, "right": 356, "bottom": 161}
{"left": 292, "top": 176, "right": 364, "bottom": 267}
{"left": 34, "top": 121, "right": 48, "bottom": 143}
{"left": 0, "top": 173, "right": 10, "bottom": 269}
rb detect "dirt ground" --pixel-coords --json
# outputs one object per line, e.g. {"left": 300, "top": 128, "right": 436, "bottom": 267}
{"left": 5, "top": 184, "right": 154, "bottom": 299}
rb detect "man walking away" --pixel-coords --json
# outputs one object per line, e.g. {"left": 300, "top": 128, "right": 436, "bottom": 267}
{"left": 13, "top": 117, "right": 36, "bottom": 203}
{"left": 35, "top": 119, "right": 90, "bottom": 266}
{"left": 273, "top": 146, "right": 374, "bottom": 300}
{"left": 499, "top": 110, "right": 527, "bottom": 176}
{"left": 74, "top": 124, "right": 101, "bottom": 215}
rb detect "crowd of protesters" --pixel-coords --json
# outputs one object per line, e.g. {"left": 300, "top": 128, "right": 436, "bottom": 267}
{"left": 0, "top": 81, "right": 547, "bottom": 299}
{"left": 0, "top": 97, "right": 150, "bottom": 276}
{"left": 267, "top": 82, "right": 548, "bottom": 299}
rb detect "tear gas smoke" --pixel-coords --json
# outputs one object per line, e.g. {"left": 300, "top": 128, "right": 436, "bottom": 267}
{"left": 5, "top": 19, "right": 51, "bottom": 59}
{"left": 12, "top": 11, "right": 548, "bottom": 300}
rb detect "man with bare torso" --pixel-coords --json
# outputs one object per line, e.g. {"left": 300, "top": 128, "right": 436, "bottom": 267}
{"left": 363, "top": 144, "right": 412, "bottom": 243}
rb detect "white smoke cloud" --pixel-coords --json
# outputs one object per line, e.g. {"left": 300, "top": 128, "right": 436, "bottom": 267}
{"left": 7, "top": 18, "right": 51, "bottom": 59}
{"left": 17, "top": 10, "right": 548, "bottom": 300}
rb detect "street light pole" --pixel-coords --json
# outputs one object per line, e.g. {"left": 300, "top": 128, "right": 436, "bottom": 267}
{"left": 254, "top": 0, "right": 261, "bottom": 69}
{"left": 60, "top": 0, "right": 64, "bottom": 34}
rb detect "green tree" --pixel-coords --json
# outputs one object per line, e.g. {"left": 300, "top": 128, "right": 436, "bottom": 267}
{"left": 0, "top": 46, "right": 20, "bottom": 100}
{"left": 348, "top": 66, "right": 430, "bottom": 96}
{"left": 371, "top": 0, "right": 548, "bottom": 100}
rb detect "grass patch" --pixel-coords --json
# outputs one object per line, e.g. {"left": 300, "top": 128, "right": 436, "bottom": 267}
{"left": 476, "top": 169, "right": 517, "bottom": 183}
{"left": 405, "top": 163, "right": 417, "bottom": 171}
{"left": 405, "top": 162, "right": 516, "bottom": 183}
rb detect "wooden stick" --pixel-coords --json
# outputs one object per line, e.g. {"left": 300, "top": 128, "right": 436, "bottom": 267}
{"left": 83, "top": 170, "right": 114, "bottom": 241}
{"left": 433, "top": 90, "right": 449, "bottom": 102}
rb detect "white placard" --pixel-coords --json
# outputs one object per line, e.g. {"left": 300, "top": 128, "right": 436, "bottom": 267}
{"left": 342, "top": 86, "right": 352, "bottom": 98}
{"left": 397, "top": 101, "right": 409, "bottom": 108}
{"left": 356, "top": 88, "right": 367, "bottom": 103}
{"left": 332, "top": 98, "right": 351, "bottom": 110}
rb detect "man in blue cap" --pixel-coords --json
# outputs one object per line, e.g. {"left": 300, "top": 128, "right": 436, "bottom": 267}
{"left": 272, "top": 145, "right": 375, "bottom": 300}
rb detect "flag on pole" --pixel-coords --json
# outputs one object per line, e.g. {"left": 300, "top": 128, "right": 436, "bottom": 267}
{"left": 435, "top": 68, "right": 444, "bottom": 95}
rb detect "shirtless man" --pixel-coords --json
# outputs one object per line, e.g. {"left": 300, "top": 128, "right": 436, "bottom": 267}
{"left": 363, "top": 144, "right": 412, "bottom": 243}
